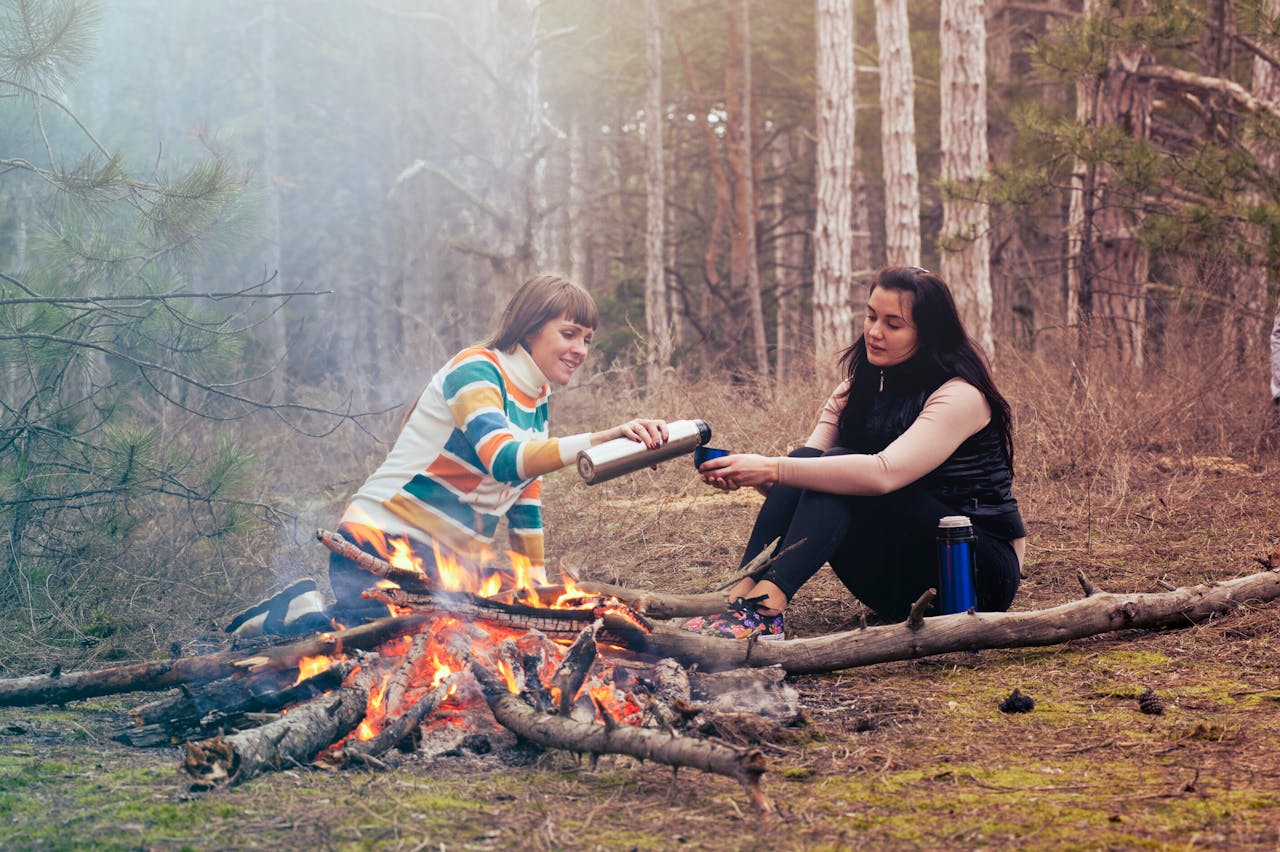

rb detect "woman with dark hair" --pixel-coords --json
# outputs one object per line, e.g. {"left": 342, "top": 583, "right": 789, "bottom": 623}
{"left": 228, "top": 274, "right": 667, "bottom": 637}
{"left": 683, "top": 266, "right": 1026, "bottom": 639}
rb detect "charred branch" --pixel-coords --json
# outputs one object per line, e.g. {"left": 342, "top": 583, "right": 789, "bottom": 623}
{"left": 326, "top": 673, "right": 462, "bottom": 766}
{"left": 0, "top": 613, "right": 432, "bottom": 707}
{"left": 551, "top": 619, "right": 600, "bottom": 716}
{"left": 117, "top": 661, "right": 355, "bottom": 747}
{"left": 467, "top": 655, "right": 775, "bottom": 819}
{"left": 182, "top": 677, "right": 373, "bottom": 790}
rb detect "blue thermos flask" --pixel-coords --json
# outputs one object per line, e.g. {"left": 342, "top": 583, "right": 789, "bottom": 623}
{"left": 936, "top": 515, "right": 977, "bottom": 614}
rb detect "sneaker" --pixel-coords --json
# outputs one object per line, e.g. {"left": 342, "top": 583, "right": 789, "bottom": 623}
{"left": 224, "top": 579, "right": 330, "bottom": 638}
{"left": 680, "top": 595, "right": 784, "bottom": 640}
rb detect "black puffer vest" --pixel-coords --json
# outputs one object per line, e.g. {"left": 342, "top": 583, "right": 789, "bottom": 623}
{"left": 838, "top": 360, "right": 1027, "bottom": 540}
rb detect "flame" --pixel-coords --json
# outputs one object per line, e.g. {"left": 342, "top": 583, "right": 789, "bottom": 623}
{"left": 356, "top": 674, "right": 391, "bottom": 741}
{"left": 495, "top": 658, "right": 519, "bottom": 693}
{"left": 295, "top": 654, "right": 334, "bottom": 685}
{"left": 429, "top": 654, "right": 453, "bottom": 688}
{"left": 477, "top": 573, "right": 502, "bottom": 599}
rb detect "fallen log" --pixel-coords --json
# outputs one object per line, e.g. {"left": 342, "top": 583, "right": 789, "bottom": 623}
{"left": 0, "top": 613, "right": 433, "bottom": 707}
{"left": 117, "top": 661, "right": 356, "bottom": 747}
{"left": 466, "top": 653, "right": 775, "bottom": 819}
{"left": 182, "top": 673, "right": 374, "bottom": 789}
{"left": 643, "top": 566, "right": 1280, "bottom": 674}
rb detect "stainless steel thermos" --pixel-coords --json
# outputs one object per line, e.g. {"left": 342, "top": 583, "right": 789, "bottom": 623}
{"left": 577, "top": 419, "right": 712, "bottom": 485}
{"left": 936, "top": 515, "right": 978, "bottom": 614}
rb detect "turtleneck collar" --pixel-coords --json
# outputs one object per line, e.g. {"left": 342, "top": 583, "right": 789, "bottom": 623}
{"left": 500, "top": 344, "right": 553, "bottom": 398}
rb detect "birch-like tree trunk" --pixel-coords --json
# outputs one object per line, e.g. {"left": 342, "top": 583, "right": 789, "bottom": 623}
{"left": 939, "top": 0, "right": 994, "bottom": 356}
{"left": 644, "top": 0, "right": 671, "bottom": 386}
{"left": 813, "top": 0, "right": 860, "bottom": 382}
{"left": 1066, "top": 0, "right": 1152, "bottom": 367}
{"left": 1244, "top": 0, "right": 1280, "bottom": 385}
{"left": 738, "top": 0, "right": 769, "bottom": 382}
{"left": 875, "top": 0, "right": 920, "bottom": 267}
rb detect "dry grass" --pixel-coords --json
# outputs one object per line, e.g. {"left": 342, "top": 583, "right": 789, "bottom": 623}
{"left": 2, "top": 345, "right": 1279, "bottom": 849}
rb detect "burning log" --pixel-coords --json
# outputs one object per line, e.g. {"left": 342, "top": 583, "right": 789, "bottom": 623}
{"left": 551, "top": 619, "right": 600, "bottom": 716}
{"left": 0, "top": 614, "right": 430, "bottom": 708}
{"left": 466, "top": 653, "right": 776, "bottom": 819}
{"left": 325, "top": 672, "right": 463, "bottom": 767}
{"left": 118, "top": 661, "right": 356, "bottom": 747}
{"left": 368, "top": 587, "right": 652, "bottom": 650}
{"left": 182, "top": 670, "right": 375, "bottom": 790}
{"left": 316, "top": 527, "right": 436, "bottom": 592}
{"left": 642, "top": 565, "right": 1280, "bottom": 674}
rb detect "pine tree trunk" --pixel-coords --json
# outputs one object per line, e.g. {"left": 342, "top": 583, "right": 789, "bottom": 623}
{"left": 813, "top": 0, "right": 861, "bottom": 383}
{"left": 644, "top": 0, "right": 671, "bottom": 386}
{"left": 875, "top": 0, "right": 921, "bottom": 267}
{"left": 1067, "top": 0, "right": 1152, "bottom": 368}
{"left": 939, "top": 0, "right": 994, "bottom": 356}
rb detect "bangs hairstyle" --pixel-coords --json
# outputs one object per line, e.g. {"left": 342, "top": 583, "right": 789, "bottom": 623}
{"left": 482, "top": 274, "right": 599, "bottom": 352}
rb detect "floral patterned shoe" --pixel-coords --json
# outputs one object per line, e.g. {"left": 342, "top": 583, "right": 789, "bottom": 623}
{"left": 681, "top": 595, "right": 784, "bottom": 640}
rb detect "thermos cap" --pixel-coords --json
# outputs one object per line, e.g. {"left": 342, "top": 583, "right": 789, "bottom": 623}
{"left": 937, "top": 515, "right": 973, "bottom": 529}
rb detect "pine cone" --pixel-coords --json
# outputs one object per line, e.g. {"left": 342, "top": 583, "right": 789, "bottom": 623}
{"left": 1138, "top": 686, "right": 1165, "bottom": 715}
{"left": 998, "top": 688, "right": 1035, "bottom": 714}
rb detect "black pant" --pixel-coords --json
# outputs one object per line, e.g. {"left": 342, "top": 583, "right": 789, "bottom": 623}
{"left": 742, "top": 447, "right": 1021, "bottom": 621}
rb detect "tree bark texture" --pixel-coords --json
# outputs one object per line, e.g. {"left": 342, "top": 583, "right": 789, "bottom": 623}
{"left": 0, "top": 613, "right": 434, "bottom": 708}
{"left": 875, "top": 0, "right": 921, "bottom": 267}
{"left": 732, "top": 0, "right": 770, "bottom": 383}
{"left": 1066, "top": 0, "right": 1152, "bottom": 368}
{"left": 182, "top": 681, "right": 371, "bottom": 789}
{"left": 640, "top": 567, "right": 1280, "bottom": 674}
{"left": 813, "top": 0, "right": 861, "bottom": 383}
{"left": 469, "top": 656, "right": 775, "bottom": 818}
{"left": 644, "top": 0, "right": 672, "bottom": 386}
{"left": 939, "top": 0, "right": 994, "bottom": 356}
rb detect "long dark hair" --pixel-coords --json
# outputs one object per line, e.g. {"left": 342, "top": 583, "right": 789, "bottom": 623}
{"left": 836, "top": 266, "right": 1016, "bottom": 470}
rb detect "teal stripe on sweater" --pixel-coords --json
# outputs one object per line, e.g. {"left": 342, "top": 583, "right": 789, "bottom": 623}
{"left": 402, "top": 475, "right": 490, "bottom": 532}
{"left": 443, "top": 359, "right": 503, "bottom": 400}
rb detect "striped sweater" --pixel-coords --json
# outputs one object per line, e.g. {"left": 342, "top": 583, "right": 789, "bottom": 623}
{"left": 341, "top": 345, "right": 592, "bottom": 573}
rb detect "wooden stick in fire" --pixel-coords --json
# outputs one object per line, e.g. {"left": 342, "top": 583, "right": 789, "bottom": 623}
{"left": 326, "top": 671, "right": 464, "bottom": 767}
{"left": 182, "top": 665, "right": 377, "bottom": 790}
{"left": 315, "top": 528, "right": 436, "bottom": 593}
{"left": 464, "top": 651, "right": 776, "bottom": 820}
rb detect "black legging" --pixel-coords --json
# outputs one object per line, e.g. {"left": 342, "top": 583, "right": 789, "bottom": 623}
{"left": 741, "top": 447, "right": 1021, "bottom": 620}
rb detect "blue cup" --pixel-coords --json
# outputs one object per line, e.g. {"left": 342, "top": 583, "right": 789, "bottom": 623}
{"left": 694, "top": 446, "right": 729, "bottom": 468}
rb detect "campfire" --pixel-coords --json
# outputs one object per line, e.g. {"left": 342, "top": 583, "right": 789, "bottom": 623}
{"left": 2, "top": 532, "right": 1276, "bottom": 824}
{"left": 162, "top": 526, "right": 791, "bottom": 816}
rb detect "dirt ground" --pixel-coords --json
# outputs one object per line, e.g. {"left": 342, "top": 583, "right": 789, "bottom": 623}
{"left": 1, "top": 438, "right": 1278, "bottom": 850}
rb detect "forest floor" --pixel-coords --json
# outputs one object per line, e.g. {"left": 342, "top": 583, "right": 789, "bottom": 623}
{"left": 2, "top": 384, "right": 1279, "bottom": 850}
